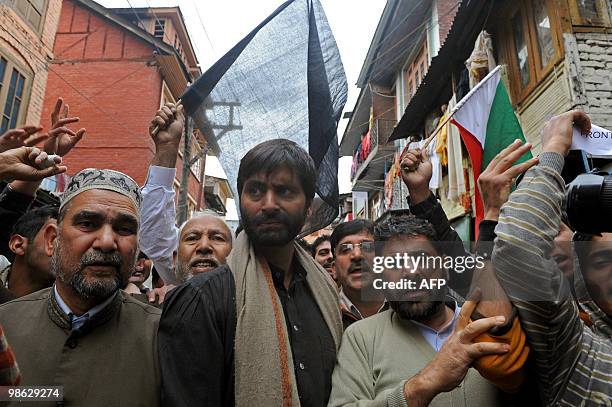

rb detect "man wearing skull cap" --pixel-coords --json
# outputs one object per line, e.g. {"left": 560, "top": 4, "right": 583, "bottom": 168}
{"left": 0, "top": 168, "right": 161, "bottom": 407}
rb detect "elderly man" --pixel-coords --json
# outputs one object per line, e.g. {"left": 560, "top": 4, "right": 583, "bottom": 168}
{"left": 0, "top": 168, "right": 161, "bottom": 406}
{"left": 139, "top": 103, "right": 233, "bottom": 294}
{"left": 159, "top": 139, "right": 342, "bottom": 407}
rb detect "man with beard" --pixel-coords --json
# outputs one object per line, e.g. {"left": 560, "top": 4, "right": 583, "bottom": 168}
{"left": 159, "top": 139, "right": 342, "bottom": 407}
{"left": 310, "top": 234, "right": 336, "bottom": 281}
{"left": 0, "top": 168, "right": 161, "bottom": 407}
{"left": 139, "top": 103, "right": 233, "bottom": 304}
{"left": 0, "top": 206, "right": 57, "bottom": 302}
{"left": 330, "top": 220, "right": 386, "bottom": 328}
{"left": 172, "top": 211, "right": 232, "bottom": 281}
{"left": 329, "top": 215, "right": 531, "bottom": 406}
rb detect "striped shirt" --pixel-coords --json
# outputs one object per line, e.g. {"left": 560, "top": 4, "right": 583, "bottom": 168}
{"left": 492, "top": 152, "right": 612, "bottom": 406}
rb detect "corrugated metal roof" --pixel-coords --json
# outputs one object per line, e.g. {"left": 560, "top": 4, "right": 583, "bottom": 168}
{"left": 389, "top": 0, "right": 493, "bottom": 141}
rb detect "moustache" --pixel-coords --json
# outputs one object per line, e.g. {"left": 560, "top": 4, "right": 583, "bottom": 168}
{"left": 348, "top": 260, "right": 370, "bottom": 274}
{"left": 252, "top": 211, "right": 290, "bottom": 226}
{"left": 79, "top": 250, "right": 122, "bottom": 270}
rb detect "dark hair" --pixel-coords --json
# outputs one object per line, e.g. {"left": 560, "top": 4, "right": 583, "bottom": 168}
{"left": 374, "top": 215, "right": 436, "bottom": 242}
{"left": 330, "top": 219, "right": 374, "bottom": 253}
{"left": 237, "top": 139, "right": 316, "bottom": 203}
{"left": 11, "top": 206, "right": 58, "bottom": 241}
{"left": 310, "top": 235, "right": 331, "bottom": 256}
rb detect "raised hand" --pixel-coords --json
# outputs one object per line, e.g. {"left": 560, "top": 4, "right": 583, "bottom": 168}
{"left": 147, "top": 285, "right": 176, "bottom": 305}
{"left": 400, "top": 147, "right": 432, "bottom": 205}
{"left": 477, "top": 140, "right": 539, "bottom": 220}
{"left": 44, "top": 97, "right": 86, "bottom": 157}
{"left": 541, "top": 110, "right": 590, "bottom": 157}
{"left": 0, "top": 147, "right": 66, "bottom": 181}
{"left": 150, "top": 102, "right": 184, "bottom": 146}
{"left": 149, "top": 102, "right": 185, "bottom": 168}
{"left": 403, "top": 291, "right": 509, "bottom": 406}
{"left": 0, "top": 125, "right": 47, "bottom": 153}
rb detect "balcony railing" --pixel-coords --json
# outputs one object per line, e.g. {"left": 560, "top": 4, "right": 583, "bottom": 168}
{"left": 350, "top": 118, "right": 397, "bottom": 182}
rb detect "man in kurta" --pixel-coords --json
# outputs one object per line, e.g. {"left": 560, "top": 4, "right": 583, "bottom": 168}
{"left": 0, "top": 168, "right": 161, "bottom": 407}
{"left": 159, "top": 138, "right": 342, "bottom": 407}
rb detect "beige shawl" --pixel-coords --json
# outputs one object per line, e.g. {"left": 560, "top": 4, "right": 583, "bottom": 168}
{"left": 228, "top": 231, "right": 342, "bottom": 407}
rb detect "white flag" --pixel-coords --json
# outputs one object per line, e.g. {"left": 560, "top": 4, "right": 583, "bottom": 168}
{"left": 571, "top": 124, "right": 612, "bottom": 156}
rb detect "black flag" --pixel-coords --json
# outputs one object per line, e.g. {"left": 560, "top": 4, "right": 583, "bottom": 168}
{"left": 181, "top": 0, "right": 347, "bottom": 235}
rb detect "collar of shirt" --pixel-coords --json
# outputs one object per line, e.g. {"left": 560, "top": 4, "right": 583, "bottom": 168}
{"left": 269, "top": 258, "right": 306, "bottom": 290}
{"left": 53, "top": 285, "right": 117, "bottom": 331}
{"left": 339, "top": 290, "right": 387, "bottom": 320}
{"left": 410, "top": 299, "right": 461, "bottom": 352}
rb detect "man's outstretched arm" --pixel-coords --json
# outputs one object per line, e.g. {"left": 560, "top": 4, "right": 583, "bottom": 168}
{"left": 492, "top": 110, "right": 591, "bottom": 404}
{"left": 139, "top": 103, "right": 184, "bottom": 285}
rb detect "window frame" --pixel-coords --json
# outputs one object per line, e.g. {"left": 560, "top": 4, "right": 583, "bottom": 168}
{"left": 154, "top": 19, "right": 166, "bottom": 40}
{"left": 499, "top": 0, "right": 564, "bottom": 104}
{"left": 0, "top": 50, "right": 33, "bottom": 134}
{"left": 7, "top": 0, "right": 49, "bottom": 34}
{"left": 569, "top": 0, "right": 612, "bottom": 27}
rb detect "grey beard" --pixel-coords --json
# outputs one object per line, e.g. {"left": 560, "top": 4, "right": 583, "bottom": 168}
{"left": 51, "top": 239, "right": 129, "bottom": 301}
{"left": 174, "top": 261, "right": 192, "bottom": 283}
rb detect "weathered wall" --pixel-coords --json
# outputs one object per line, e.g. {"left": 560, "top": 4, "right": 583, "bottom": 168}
{"left": 566, "top": 32, "right": 612, "bottom": 130}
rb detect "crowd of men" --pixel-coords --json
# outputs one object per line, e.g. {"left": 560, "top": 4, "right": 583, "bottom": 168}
{"left": 0, "top": 98, "right": 609, "bottom": 406}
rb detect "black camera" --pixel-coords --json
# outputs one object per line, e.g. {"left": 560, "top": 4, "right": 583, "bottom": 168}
{"left": 565, "top": 171, "right": 612, "bottom": 234}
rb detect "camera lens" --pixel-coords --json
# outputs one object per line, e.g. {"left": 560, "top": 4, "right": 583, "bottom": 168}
{"left": 566, "top": 173, "right": 612, "bottom": 234}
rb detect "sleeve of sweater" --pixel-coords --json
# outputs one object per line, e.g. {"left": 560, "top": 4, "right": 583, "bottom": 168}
{"left": 492, "top": 152, "right": 583, "bottom": 403}
{"left": 328, "top": 326, "right": 407, "bottom": 407}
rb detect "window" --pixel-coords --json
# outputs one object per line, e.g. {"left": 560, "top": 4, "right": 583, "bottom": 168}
{"left": 533, "top": 1, "right": 555, "bottom": 69}
{"left": 427, "top": 0, "right": 440, "bottom": 60}
{"left": 399, "top": 45, "right": 428, "bottom": 107}
{"left": 419, "top": 62, "right": 426, "bottom": 82}
{"left": 512, "top": 10, "right": 531, "bottom": 89}
{"left": 9, "top": 0, "right": 47, "bottom": 32}
{"left": 0, "top": 58, "right": 6, "bottom": 100}
{"left": 154, "top": 19, "right": 166, "bottom": 39}
{"left": 500, "top": 0, "right": 562, "bottom": 103}
{"left": 0, "top": 56, "right": 29, "bottom": 134}
{"left": 570, "top": 0, "right": 611, "bottom": 26}
{"left": 190, "top": 139, "right": 204, "bottom": 181}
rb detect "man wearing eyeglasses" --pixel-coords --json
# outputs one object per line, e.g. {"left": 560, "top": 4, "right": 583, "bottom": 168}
{"left": 330, "top": 219, "right": 387, "bottom": 329}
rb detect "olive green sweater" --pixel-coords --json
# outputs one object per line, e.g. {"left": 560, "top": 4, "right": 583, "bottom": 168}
{"left": 328, "top": 309, "right": 504, "bottom": 407}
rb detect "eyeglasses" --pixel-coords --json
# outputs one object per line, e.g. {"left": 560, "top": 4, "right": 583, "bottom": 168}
{"left": 336, "top": 241, "right": 375, "bottom": 255}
